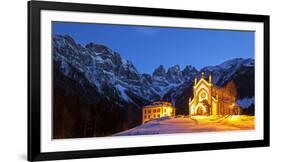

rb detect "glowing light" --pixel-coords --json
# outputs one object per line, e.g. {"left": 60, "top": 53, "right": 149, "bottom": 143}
{"left": 142, "top": 101, "right": 176, "bottom": 124}
{"left": 189, "top": 72, "right": 240, "bottom": 116}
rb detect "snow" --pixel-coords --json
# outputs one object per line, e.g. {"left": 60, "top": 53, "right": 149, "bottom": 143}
{"left": 121, "top": 58, "right": 127, "bottom": 64}
{"left": 217, "top": 58, "right": 254, "bottom": 71}
{"left": 53, "top": 35, "right": 255, "bottom": 107}
{"left": 243, "top": 59, "right": 255, "bottom": 67}
{"left": 237, "top": 97, "right": 255, "bottom": 108}
{"left": 201, "top": 58, "right": 254, "bottom": 85}
{"left": 113, "top": 115, "right": 255, "bottom": 136}
{"left": 54, "top": 35, "right": 76, "bottom": 50}
{"left": 151, "top": 75, "right": 184, "bottom": 99}
{"left": 219, "top": 58, "right": 243, "bottom": 69}
{"left": 94, "top": 56, "right": 103, "bottom": 62}
{"left": 59, "top": 60, "right": 70, "bottom": 76}
{"left": 115, "top": 84, "right": 131, "bottom": 102}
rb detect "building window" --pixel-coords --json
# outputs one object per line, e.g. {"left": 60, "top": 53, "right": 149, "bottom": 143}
{"left": 157, "top": 109, "right": 160, "bottom": 112}
{"left": 144, "top": 115, "right": 147, "bottom": 119}
{"left": 144, "top": 110, "right": 146, "bottom": 114}
{"left": 148, "top": 110, "right": 151, "bottom": 113}
{"left": 157, "top": 114, "right": 160, "bottom": 118}
{"left": 153, "top": 109, "right": 156, "bottom": 113}
{"left": 148, "top": 115, "right": 150, "bottom": 119}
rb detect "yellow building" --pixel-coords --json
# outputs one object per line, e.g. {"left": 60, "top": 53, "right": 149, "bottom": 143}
{"left": 189, "top": 72, "right": 240, "bottom": 116}
{"left": 142, "top": 101, "right": 176, "bottom": 124}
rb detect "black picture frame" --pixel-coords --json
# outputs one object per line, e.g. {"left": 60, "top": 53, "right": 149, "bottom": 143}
{"left": 28, "top": 0, "right": 270, "bottom": 161}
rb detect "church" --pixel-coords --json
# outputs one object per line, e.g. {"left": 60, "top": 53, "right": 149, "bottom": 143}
{"left": 189, "top": 72, "right": 240, "bottom": 116}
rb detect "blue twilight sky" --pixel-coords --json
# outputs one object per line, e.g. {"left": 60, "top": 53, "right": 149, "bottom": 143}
{"left": 53, "top": 22, "right": 254, "bottom": 74}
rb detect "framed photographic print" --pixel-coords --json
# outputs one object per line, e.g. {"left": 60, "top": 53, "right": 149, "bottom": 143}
{"left": 28, "top": 0, "right": 270, "bottom": 161}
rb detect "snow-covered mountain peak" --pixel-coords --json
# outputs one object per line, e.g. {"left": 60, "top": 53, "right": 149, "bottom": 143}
{"left": 53, "top": 34, "right": 254, "bottom": 109}
{"left": 167, "top": 65, "right": 181, "bottom": 73}
{"left": 152, "top": 65, "right": 166, "bottom": 77}
{"left": 85, "top": 42, "right": 113, "bottom": 55}
{"left": 183, "top": 65, "right": 197, "bottom": 72}
{"left": 53, "top": 34, "right": 78, "bottom": 49}
{"left": 167, "top": 65, "right": 182, "bottom": 83}
{"left": 219, "top": 58, "right": 254, "bottom": 69}
{"left": 241, "top": 58, "right": 254, "bottom": 67}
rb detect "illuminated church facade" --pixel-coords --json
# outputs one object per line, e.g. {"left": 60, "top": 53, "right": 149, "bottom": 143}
{"left": 189, "top": 72, "right": 240, "bottom": 116}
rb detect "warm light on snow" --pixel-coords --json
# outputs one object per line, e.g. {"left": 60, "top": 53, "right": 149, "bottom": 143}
{"left": 114, "top": 115, "right": 254, "bottom": 136}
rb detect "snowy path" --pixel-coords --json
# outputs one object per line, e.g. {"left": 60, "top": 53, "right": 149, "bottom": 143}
{"left": 113, "top": 115, "right": 255, "bottom": 136}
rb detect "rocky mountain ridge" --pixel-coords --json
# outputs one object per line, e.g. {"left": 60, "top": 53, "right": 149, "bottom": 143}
{"left": 52, "top": 34, "right": 255, "bottom": 138}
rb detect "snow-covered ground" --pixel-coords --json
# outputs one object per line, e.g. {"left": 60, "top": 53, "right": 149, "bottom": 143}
{"left": 113, "top": 115, "right": 255, "bottom": 136}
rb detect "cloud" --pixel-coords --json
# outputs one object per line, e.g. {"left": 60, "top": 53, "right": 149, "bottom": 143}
{"left": 134, "top": 27, "right": 160, "bottom": 36}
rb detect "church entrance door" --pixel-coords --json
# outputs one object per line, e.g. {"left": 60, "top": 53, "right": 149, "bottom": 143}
{"left": 197, "top": 106, "right": 204, "bottom": 115}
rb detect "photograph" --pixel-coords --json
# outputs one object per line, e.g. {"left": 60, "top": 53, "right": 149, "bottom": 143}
{"left": 52, "top": 22, "right": 255, "bottom": 139}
